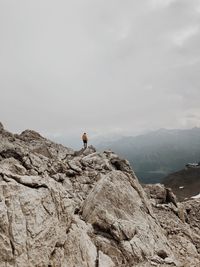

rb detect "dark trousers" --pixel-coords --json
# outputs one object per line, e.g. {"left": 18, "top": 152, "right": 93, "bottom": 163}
{"left": 83, "top": 141, "right": 87, "bottom": 149}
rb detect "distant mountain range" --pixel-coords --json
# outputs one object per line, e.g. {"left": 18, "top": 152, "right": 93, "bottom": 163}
{"left": 97, "top": 127, "right": 200, "bottom": 183}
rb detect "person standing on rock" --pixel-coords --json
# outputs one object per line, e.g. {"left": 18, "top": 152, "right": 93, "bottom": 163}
{"left": 82, "top": 133, "right": 88, "bottom": 149}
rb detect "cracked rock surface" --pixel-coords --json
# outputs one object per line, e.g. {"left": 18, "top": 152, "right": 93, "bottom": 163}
{"left": 0, "top": 123, "right": 199, "bottom": 267}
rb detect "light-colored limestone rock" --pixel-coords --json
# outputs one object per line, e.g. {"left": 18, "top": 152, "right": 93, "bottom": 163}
{"left": 0, "top": 125, "right": 199, "bottom": 267}
{"left": 98, "top": 251, "right": 115, "bottom": 267}
{"left": 63, "top": 217, "right": 97, "bottom": 267}
{"left": 82, "top": 171, "right": 172, "bottom": 265}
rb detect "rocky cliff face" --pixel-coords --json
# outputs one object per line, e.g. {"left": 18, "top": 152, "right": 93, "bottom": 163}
{"left": 163, "top": 168, "right": 200, "bottom": 201}
{"left": 0, "top": 123, "right": 199, "bottom": 267}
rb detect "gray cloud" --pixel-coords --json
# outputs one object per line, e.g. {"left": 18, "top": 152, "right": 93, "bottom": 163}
{"left": 1, "top": 0, "right": 200, "bottom": 141}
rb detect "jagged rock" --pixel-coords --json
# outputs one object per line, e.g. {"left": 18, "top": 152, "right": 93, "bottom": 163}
{"left": 0, "top": 175, "right": 74, "bottom": 267}
{"left": 166, "top": 188, "right": 178, "bottom": 207}
{"left": 68, "top": 159, "right": 82, "bottom": 173}
{"left": 98, "top": 250, "right": 115, "bottom": 267}
{"left": 147, "top": 191, "right": 200, "bottom": 266}
{"left": 0, "top": 147, "right": 24, "bottom": 163}
{"left": 144, "top": 183, "right": 167, "bottom": 204}
{"left": 0, "top": 124, "right": 199, "bottom": 266}
{"left": 74, "top": 146, "right": 96, "bottom": 157}
{"left": 81, "top": 170, "right": 173, "bottom": 265}
{"left": 0, "top": 158, "right": 27, "bottom": 175}
{"left": 62, "top": 217, "right": 97, "bottom": 267}
{"left": 19, "top": 129, "right": 45, "bottom": 141}
{"left": 0, "top": 122, "right": 4, "bottom": 132}
{"left": 144, "top": 184, "right": 178, "bottom": 207}
{"left": 32, "top": 145, "right": 52, "bottom": 159}
{"left": 0, "top": 124, "right": 14, "bottom": 139}
{"left": 110, "top": 157, "right": 133, "bottom": 173}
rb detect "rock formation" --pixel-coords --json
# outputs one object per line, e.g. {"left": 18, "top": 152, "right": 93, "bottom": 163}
{"left": 163, "top": 168, "right": 200, "bottom": 201}
{"left": 0, "top": 122, "right": 199, "bottom": 267}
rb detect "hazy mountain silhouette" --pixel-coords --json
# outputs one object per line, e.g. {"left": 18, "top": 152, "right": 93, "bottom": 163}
{"left": 97, "top": 128, "right": 200, "bottom": 183}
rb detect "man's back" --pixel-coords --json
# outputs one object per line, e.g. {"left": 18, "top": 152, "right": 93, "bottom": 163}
{"left": 82, "top": 133, "right": 88, "bottom": 141}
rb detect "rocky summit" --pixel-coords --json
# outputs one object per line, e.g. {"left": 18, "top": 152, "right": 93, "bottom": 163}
{"left": 0, "top": 123, "right": 200, "bottom": 267}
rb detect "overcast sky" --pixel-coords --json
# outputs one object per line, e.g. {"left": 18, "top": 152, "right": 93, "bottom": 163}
{"left": 1, "top": 0, "right": 200, "bottom": 143}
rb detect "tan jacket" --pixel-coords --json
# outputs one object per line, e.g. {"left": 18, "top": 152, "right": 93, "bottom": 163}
{"left": 82, "top": 134, "right": 88, "bottom": 142}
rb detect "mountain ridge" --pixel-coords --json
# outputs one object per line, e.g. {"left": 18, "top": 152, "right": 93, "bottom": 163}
{"left": 97, "top": 127, "right": 200, "bottom": 183}
{"left": 0, "top": 122, "right": 200, "bottom": 266}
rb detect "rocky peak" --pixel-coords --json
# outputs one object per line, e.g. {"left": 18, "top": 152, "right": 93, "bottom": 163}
{"left": 0, "top": 122, "right": 4, "bottom": 132}
{"left": 19, "top": 129, "right": 45, "bottom": 141}
{"left": 0, "top": 125, "right": 199, "bottom": 266}
{"left": 0, "top": 122, "right": 14, "bottom": 140}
